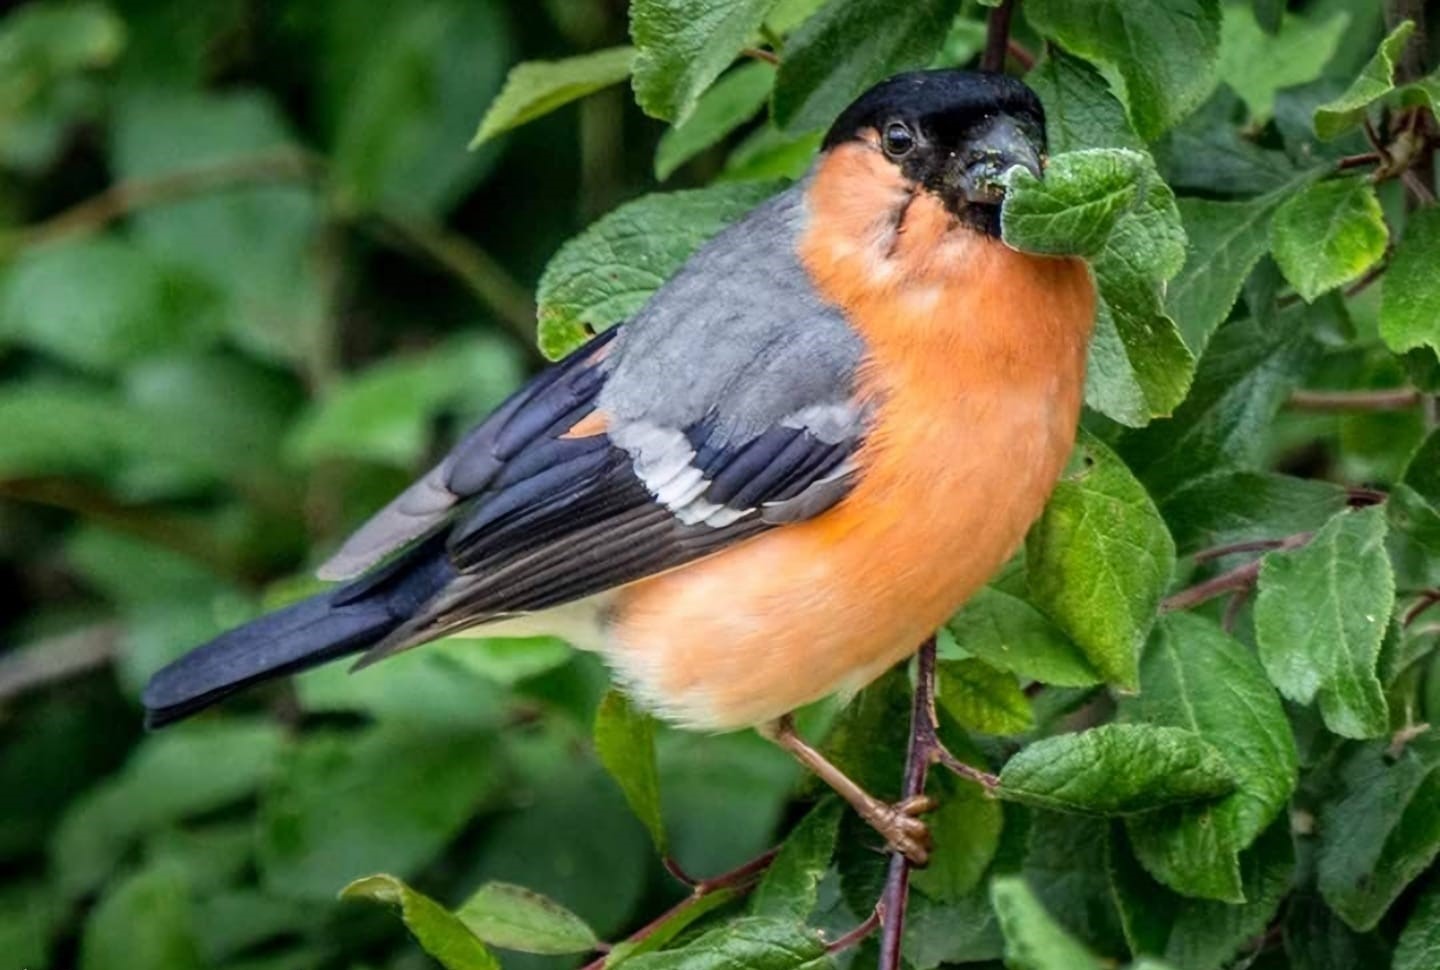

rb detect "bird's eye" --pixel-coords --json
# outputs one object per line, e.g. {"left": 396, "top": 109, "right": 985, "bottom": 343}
{"left": 881, "top": 121, "right": 915, "bottom": 158}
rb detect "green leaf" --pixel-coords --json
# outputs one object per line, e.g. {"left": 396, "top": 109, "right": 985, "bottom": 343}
{"left": 53, "top": 721, "right": 284, "bottom": 898}
{"left": 773, "top": 0, "right": 962, "bottom": 134}
{"left": 1284, "top": 889, "right": 1393, "bottom": 970}
{"left": 1000, "top": 149, "right": 1148, "bottom": 257}
{"left": 455, "top": 882, "right": 599, "bottom": 955}
{"left": 721, "top": 123, "right": 824, "bottom": 181}
{"left": 1159, "top": 470, "right": 1350, "bottom": 555}
{"left": 1121, "top": 614, "right": 1298, "bottom": 901}
{"left": 0, "top": 881, "right": 59, "bottom": 970}
{"left": 1255, "top": 506, "right": 1393, "bottom": 739}
{"left": 997, "top": 724, "right": 1236, "bottom": 816}
{"left": 258, "top": 725, "right": 498, "bottom": 900}
{"left": 79, "top": 863, "right": 203, "bottom": 970}
{"left": 948, "top": 586, "right": 1102, "bottom": 688}
{"left": 111, "top": 88, "right": 327, "bottom": 365}
{"left": 656, "top": 61, "right": 775, "bottom": 180}
{"left": 990, "top": 876, "right": 1105, "bottom": 970}
{"left": 1317, "top": 737, "right": 1440, "bottom": 931}
{"left": 607, "top": 889, "right": 745, "bottom": 965}
{"left": 472, "top": 46, "right": 634, "bottom": 146}
{"left": 1026, "top": 432, "right": 1176, "bottom": 689}
{"left": 630, "top": 0, "right": 777, "bottom": 124}
{"left": 1314, "top": 20, "right": 1415, "bottom": 139}
{"left": 286, "top": 335, "right": 525, "bottom": 467}
{"left": 1216, "top": 3, "right": 1351, "bottom": 121}
{"left": 1024, "top": 0, "right": 1222, "bottom": 139}
{"left": 1396, "top": 880, "right": 1440, "bottom": 970}
{"left": 326, "top": 0, "right": 511, "bottom": 217}
{"left": 1380, "top": 207, "right": 1440, "bottom": 356}
{"left": 1019, "top": 813, "right": 1128, "bottom": 956}
{"left": 911, "top": 774, "right": 1004, "bottom": 903}
{"left": 1270, "top": 176, "right": 1389, "bottom": 302}
{"left": 750, "top": 799, "right": 842, "bottom": 920}
{"left": 936, "top": 659, "right": 1034, "bottom": 735}
{"left": 623, "top": 916, "right": 833, "bottom": 969}
{"left": 1166, "top": 186, "right": 1298, "bottom": 351}
{"left": 535, "top": 181, "right": 780, "bottom": 359}
{"left": 341, "top": 875, "right": 500, "bottom": 970}
{"left": 594, "top": 690, "right": 667, "bottom": 854}
{"left": 1027, "top": 50, "right": 1145, "bottom": 154}
{"left": 0, "top": 237, "right": 208, "bottom": 372}
{"left": 1154, "top": 87, "right": 1301, "bottom": 196}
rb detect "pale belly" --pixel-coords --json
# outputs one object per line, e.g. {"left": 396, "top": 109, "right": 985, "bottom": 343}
{"left": 601, "top": 379, "right": 1081, "bottom": 731}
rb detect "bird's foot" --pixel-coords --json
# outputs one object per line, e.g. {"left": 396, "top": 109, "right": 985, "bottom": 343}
{"left": 860, "top": 793, "right": 936, "bottom": 866}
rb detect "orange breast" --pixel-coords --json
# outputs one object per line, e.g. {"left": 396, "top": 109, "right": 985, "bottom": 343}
{"left": 606, "top": 145, "right": 1096, "bottom": 730}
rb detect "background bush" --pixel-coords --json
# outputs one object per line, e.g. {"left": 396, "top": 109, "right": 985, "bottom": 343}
{"left": 1, "top": 1, "right": 1439, "bottom": 969}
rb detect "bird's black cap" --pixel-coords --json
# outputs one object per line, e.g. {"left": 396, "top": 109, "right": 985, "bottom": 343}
{"left": 822, "top": 69, "right": 1046, "bottom": 152}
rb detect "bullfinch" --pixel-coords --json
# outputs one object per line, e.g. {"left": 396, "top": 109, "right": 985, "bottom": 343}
{"left": 144, "top": 69, "right": 1096, "bottom": 864}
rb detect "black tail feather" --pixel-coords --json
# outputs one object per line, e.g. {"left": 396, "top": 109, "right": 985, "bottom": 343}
{"left": 142, "top": 539, "right": 454, "bottom": 728}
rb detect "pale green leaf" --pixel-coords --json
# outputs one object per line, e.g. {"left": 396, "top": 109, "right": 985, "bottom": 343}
{"left": 997, "top": 724, "right": 1236, "bottom": 816}
{"left": 594, "top": 690, "right": 667, "bottom": 853}
{"left": 947, "top": 586, "right": 1102, "bottom": 688}
{"left": 990, "top": 876, "right": 1105, "bottom": 970}
{"left": 1217, "top": 3, "right": 1350, "bottom": 121}
{"left": 1380, "top": 207, "right": 1440, "bottom": 356}
{"left": 79, "top": 864, "right": 203, "bottom": 970}
{"left": 1270, "top": 176, "right": 1389, "bottom": 303}
{"left": 749, "top": 799, "right": 842, "bottom": 920}
{"left": 936, "top": 659, "right": 1034, "bottom": 735}
{"left": 341, "top": 875, "right": 500, "bottom": 970}
{"left": 773, "top": 0, "right": 962, "bottom": 134}
{"left": 1000, "top": 148, "right": 1148, "bottom": 257}
{"left": 472, "top": 46, "right": 634, "bottom": 146}
{"left": 1026, "top": 431, "right": 1176, "bottom": 689}
{"left": 455, "top": 882, "right": 599, "bottom": 955}
{"left": 1255, "top": 506, "right": 1393, "bottom": 739}
{"left": 535, "top": 182, "right": 780, "bottom": 358}
{"left": 630, "top": 0, "right": 777, "bottom": 124}
{"left": 911, "top": 774, "right": 1003, "bottom": 903}
{"left": 623, "top": 916, "right": 832, "bottom": 969}
{"left": 656, "top": 61, "right": 774, "bottom": 180}
{"left": 1314, "top": 20, "right": 1415, "bottom": 139}
{"left": 1024, "top": 0, "right": 1222, "bottom": 139}
{"left": 1121, "top": 614, "right": 1298, "bottom": 901}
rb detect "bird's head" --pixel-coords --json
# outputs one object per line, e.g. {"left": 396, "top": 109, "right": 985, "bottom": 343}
{"left": 821, "top": 69, "right": 1046, "bottom": 237}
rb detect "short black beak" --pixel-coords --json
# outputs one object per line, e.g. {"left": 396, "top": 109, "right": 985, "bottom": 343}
{"left": 945, "top": 114, "right": 1044, "bottom": 206}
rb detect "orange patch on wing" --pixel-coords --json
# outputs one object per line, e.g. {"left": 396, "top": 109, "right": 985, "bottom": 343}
{"left": 561, "top": 410, "right": 610, "bottom": 439}
{"left": 606, "top": 144, "right": 1098, "bottom": 730}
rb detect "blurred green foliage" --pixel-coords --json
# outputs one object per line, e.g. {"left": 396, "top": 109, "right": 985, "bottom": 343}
{"left": 4, "top": 1, "right": 1440, "bottom": 969}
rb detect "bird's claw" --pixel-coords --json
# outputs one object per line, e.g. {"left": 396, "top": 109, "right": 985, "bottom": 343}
{"left": 868, "top": 793, "right": 937, "bottom": 866}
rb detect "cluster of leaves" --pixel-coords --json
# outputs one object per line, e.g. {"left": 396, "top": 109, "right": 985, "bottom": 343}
{"left": 5, "top": 1, "right": 1440, "bottom": 970}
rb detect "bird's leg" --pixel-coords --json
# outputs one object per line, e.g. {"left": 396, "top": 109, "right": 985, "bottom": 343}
{"left": 761, "top": 714, "right": 936, "bottom": 866}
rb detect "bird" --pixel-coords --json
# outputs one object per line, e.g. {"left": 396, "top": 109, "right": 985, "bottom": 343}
{"left": 143, "top": 69, "right": 1096, "bottom": 865}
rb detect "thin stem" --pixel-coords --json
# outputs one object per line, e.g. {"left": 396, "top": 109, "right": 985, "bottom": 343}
{"left": 1006, "top": 39, "right": 1036, "bottom": 71}
{"left": 1288, "top": 388, "right": 1422, "bottom": 412}
{"left": 663, "top": 856, "right": 699, "bottom": 889}
{"left": 825, "top": 907, "right": 882, "bottom": 954}
{"left": 1404, "top": 591, "right": 1440, "bottom": 628}
{"left": 1194, "top": 536, "right": 1307, "bottom": 563}
{"left": 580, "top": 846, "right": 780, "bottom": 970}
{"left": 1163, "top": 533, "right": 1312, "bottom": 612}
{"left": 0, "top": 624, "right": 119, "bottom": 703}
{"left": 982, "top": 0, "right": 1018, "bottom": 73}
{"left": 1337, "top": 151, "right": 1383, "bottom": 171}
{"left": 741, "top": 46, "right": 779, "bottom": 66}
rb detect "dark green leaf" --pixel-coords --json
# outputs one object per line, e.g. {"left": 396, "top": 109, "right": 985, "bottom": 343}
{"left": 947, "top": 586, "right": 1102, "bottom": 688}
{"left": 773, "top": 0, "right": 962, "bottom": 134}
{"left": 1395, "top": 880, "right": 1440, "bottom": 970}
{"left": 455, "top": 882, "right": 599, "bottom": 955}
{"left": 990, "top": 876, "right": 1105, "bottom": 970}
{"left": 1314, "top": 20, "right": 1415, "bottom": 139}
{"left": 1158, "top": 470, "right": 1349, "bottom": 555}
{"left": 594, "top": 689, "right": 667, "bottom": 853}
{"left": 997, "top": 724, "right": 1236, "bottom": 816}
{"left": 623, "top": 916, "right": 833, "bottom": 969}
{"left": 535, "top": 181, "right": 780, "bottom": 358}
{"left": 1285, "top": 890, "right": 1393, "bottom": 970}
{"left": 936, "top": 659, "right": 1033, "bottom": 735}
{"left": 473, "top": 46, "right": 634, "bottom": 146}
{"left": 750, "top": 799, "right": 842, "bottom": 920}
{"left": 1021, "top": 812, "right": 1128, "bottom": 957}
{"left": 911, "top": 774, "right": 1004, "bottom": 903}
{"left": 258, "top": 726, "right": 497, "bottom": 900}
{"left": 631, "top": 0, "right": 777, "bottom": 124}
{"left": 0, "top": 881, "right": 59, "bottom": 970}
{"left": 341, "top": 874, "right": 500, "bottom": 970}
{"left": 1027, "top": 50, "right": 1145, "bottom": 154}
{"left": 1154, "top": 87, "right": 1302, "bottom": 196}
{"left": 1024, "top": 0, "right": 1222, "bottom": 139}
{"left": 1121, "top": 614, "right": 1298, "bottom": 902}
{"left": 1317, "top": 736, "right": 1440, "bottom": 930}
{"left": 656, "top": 62, "right": 775, "bottom": 180}
{"left": 1270, "top": 176, "right": 1389, "bottom": 303}
{"left": 1380, "top": 207, "right": 1440, "bottom": 356}
{"left": 1255, "top": 506, "right": 1393, "bottom": 739}
{"left": 1026, "top": 431, "right": 1176, "bottom": 689}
